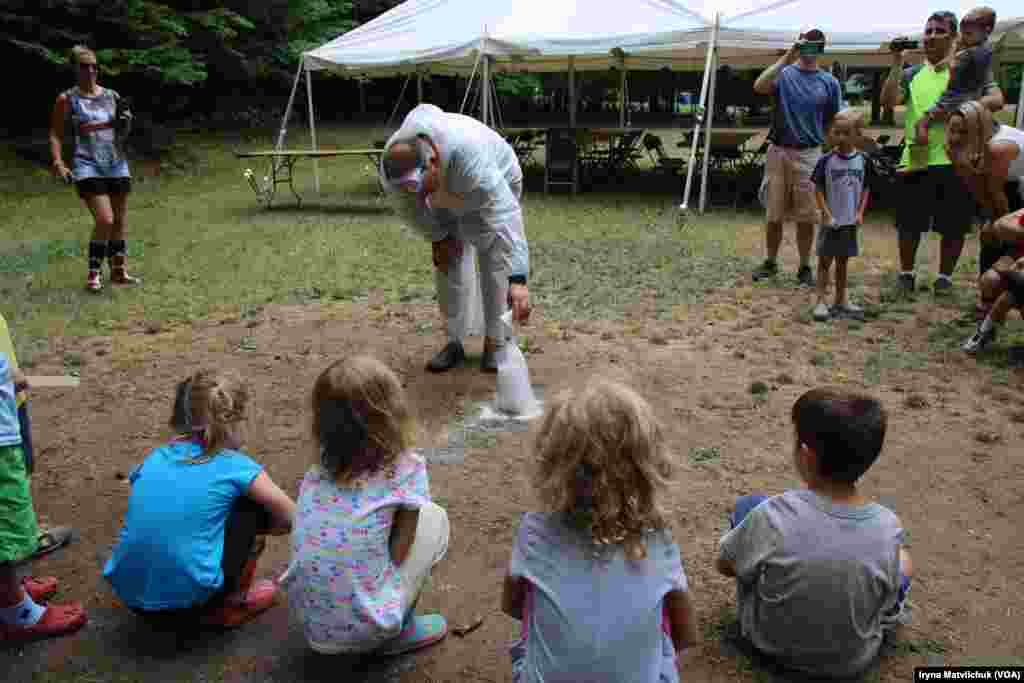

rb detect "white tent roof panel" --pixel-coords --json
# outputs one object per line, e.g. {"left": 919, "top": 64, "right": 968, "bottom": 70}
{"left": 303, "top": 0, "right": 1024, "bottom": 76}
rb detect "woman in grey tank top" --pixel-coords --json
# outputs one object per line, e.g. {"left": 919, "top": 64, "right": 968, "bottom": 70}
{"left": 946, "top": 101, "right": 1024, "bottom": 318}
{"left": 48, "top": 45, "right": 139, "bottom": 293}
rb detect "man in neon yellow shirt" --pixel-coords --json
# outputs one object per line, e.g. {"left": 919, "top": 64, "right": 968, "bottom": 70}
{"left": 880, "top": 11, "right": 1004, "bottom": 296}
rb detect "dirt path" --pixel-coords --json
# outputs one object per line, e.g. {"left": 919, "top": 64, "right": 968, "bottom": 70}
{"left": 4, "top": 220, "right": 1023, "bottom": 681}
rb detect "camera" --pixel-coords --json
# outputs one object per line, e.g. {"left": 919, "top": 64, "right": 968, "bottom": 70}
{"left": 115, "top": 97, "right": 132, "bottom": 133}
{"left": 798, "top": 40, "right": 825, "bottom": 56}
{"left": 889, "top": 38, "right": 920, "bottom": 51}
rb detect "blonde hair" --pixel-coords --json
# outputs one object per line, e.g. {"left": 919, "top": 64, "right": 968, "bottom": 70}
{"left": 964, "top": 6, "right": 997, "bottom": 32}
{"left": 947, "top": 100, "right": 996, "bottom": 176}
{"left": 311, "top": 356, "right": 414, "bottom": 485}
{"left": 531, "top": 379, "right": 675, "bottom": 561}
{"left": 188, "top": 369, "right": 250, "bottom": 460}
{"left": 832, "top": 109, "right": 862, "bottom": 132}
{"left": 70, "top": 45, "right": 96, "bottom": 65}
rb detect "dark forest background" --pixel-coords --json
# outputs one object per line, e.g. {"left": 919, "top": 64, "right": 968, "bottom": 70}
{"left": 2, "top": 1, "right": 1019, "bottom": 146}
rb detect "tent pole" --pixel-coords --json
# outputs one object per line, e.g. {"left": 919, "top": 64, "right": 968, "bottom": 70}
{"left": 481, "top": 55, "right": 490, "bottom": 126}
{"left": 569, "top": 57, "right": 576, "bottom": 128}
{"left": 699, "top": 45, "right": 719, "bottom": 214}
{"left": 619, "top": 67, "right": 627, "bottom": 128}
{"left": 1017, "top": 68, "right": 1023, "bottom": 129}
{"left": 275, "top": 59, "right": 304, "bottom": 152}
{"left": 680, "top": 12, "right": 720, "bottom": 211}
{"left": 306, "top": 63, "right": 320, "bottom": 194}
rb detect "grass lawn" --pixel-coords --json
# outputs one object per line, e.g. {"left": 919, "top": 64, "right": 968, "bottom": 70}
{"left": 0, "top": 124, "right": 761, "bottom": 363}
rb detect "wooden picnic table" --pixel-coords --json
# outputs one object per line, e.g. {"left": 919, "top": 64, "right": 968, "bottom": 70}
{"left": 235, "top": 148, "right": 384, "bottom": 208}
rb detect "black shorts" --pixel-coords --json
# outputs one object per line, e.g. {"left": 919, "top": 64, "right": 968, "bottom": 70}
{"left": 978, "top": 181, "right": 1024, "bottom": 275}
{"left": 895, "top": 165, "right": 975, "bottom": 240}
{"left": 75, "top": 176, "right": 132, "bottom": 199}
{"left": 816, "top": 225, "right": 859, "bottom": 259}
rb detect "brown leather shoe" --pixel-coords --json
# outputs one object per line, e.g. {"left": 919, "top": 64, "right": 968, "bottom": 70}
{"left": 109, "top": 254, "right": 140, "bottom": 285}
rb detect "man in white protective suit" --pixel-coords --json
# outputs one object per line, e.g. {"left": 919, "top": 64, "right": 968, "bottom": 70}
{"left": 381, "top": 104, "right": 531, "bottom": 372}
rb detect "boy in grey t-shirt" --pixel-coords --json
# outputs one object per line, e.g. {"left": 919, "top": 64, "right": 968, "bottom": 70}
{"left": 811, "top": 113, "right": 873, "bottom": 322}
{"left": 716, "top": 388, "right": 913, "bottom": 679}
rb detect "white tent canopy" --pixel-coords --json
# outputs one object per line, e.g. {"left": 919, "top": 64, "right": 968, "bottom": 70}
{"left": 287, "top": 0, "right": 1024, "bottom": 207}
{"left": 305, "top": 0, "right": 1023, "bottom": 75}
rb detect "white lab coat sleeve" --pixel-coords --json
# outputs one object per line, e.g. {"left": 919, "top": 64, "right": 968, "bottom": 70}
{"left": 491, "top": 209, "right": 530, "bottom": 280}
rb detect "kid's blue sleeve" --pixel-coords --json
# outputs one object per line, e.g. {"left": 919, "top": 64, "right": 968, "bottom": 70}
{"left": 718, "top": 505, "right": 779, "bottom": 584}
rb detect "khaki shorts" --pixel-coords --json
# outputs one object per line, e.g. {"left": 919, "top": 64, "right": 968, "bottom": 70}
{"left": 396, "top": 501, "right": 449, "bottom": 612}
{"left": 762, "top": 145, "right": 821, "bottom": 224}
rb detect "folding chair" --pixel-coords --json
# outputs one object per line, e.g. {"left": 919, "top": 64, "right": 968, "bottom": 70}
{"left": 642, "top": 133, "right": 685, "bottom": 176}
{"left": 545, "top": 128, "right": 578, "bottom": 195}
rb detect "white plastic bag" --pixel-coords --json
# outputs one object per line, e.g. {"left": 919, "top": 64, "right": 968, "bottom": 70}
{"left": 435, "top": 242, "right": 486, "bottom": 337}
{"left": 496, "top": 311, "right": 539, "bottom": 416}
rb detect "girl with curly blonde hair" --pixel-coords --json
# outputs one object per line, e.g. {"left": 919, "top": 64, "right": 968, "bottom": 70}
{"left": 104, "top": 369, "right": 295, "bottom": 628}
{"left": 502, "top": 379, "right": 698, "bottom": 682}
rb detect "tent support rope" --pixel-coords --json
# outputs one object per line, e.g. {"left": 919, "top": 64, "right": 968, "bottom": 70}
{"left": 460, "top": 50, "right": 484, "bottom": 114}
{"left": 385, "top": 73, "right": 414, "bottom": 131}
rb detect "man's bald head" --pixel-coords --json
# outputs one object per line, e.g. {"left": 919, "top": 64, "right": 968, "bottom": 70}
{"left": 383, "top": 141, "right": 422, "bottom": 181}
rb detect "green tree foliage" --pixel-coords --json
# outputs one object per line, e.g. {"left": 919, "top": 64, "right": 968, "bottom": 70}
{"left": 92, "top": 2, "right": 254, "bottom": 85}
{"left": 1004, "top": 63, "right": 1021, "bottom": 102}
{"left": 493, "top": 72, "right": 543, "bottom": 98}
{"left": 275, "top": 0, "right": 357, "bottom": 66}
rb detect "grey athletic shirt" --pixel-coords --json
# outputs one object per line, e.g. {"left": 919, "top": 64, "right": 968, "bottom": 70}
{"left": 718, "top": 489, "right": 904, "bottom": 678}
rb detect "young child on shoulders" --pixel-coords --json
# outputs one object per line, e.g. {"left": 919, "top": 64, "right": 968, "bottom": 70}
{"left": 502, "top": 379, "right": 699, "bottom": 683}
{"left": 284, "top": 355, "right": 450, "bottom": 656}
{"left": 812, "top": 111, "right": 872, "bottom": 322}
{"left": 914, "top": 6, "right": 998, "bottom": 146}
{"left": 0, "top": 350, "right": 87, "bottom": 642}
{"left": 103, "top": 369, "right": 295, "bottom": 627}
{"left": 716, "top": 388, "right": 913, "bottom": 679}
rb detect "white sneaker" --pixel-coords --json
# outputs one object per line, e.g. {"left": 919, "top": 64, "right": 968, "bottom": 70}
{"left": 962, "top": 326, "right": 996, "bottom": 354}
{"left": 812, "top": 302, "right": 831, "bottom": 322}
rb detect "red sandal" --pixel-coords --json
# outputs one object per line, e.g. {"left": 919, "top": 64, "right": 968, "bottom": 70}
{"left": 22, "top": 576, "right": 58, "bottom": 602}
{"left": 199, "top": 579, "right": 279, "bottom": 628}
{"left": 0, "top": 601, "right": 87, "bottom": 643}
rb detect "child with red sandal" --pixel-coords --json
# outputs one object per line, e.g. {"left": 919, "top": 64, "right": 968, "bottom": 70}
{"left": 0, "top": 351, "right": 87, "bottom": 642}
{"left": 102, "top": 369, "right": 295, "bottom": 628}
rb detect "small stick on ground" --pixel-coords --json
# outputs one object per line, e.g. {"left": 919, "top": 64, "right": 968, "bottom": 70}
{"left": 452, "top": 615, "right": 485, "bottom": 637}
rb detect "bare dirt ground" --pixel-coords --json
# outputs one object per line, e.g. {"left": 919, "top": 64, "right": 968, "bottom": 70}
{"left": 3, "top": 218, "right": 1023, "bottom": 682}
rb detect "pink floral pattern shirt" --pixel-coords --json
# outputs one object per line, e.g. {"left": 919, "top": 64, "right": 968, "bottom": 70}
{"left": 286, "top": 451, "right": 431, "bottom": 654}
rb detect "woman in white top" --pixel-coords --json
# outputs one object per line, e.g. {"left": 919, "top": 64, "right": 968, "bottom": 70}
{"left": 946, "top": 101, "right": 1024, "bottom": 317}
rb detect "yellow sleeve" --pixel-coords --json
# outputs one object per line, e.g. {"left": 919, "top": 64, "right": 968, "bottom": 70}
{"left": 0, "top": 314, "right": 26, "bottom": 407}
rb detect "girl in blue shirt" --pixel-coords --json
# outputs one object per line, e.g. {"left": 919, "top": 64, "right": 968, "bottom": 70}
{"left": 104, "top": 369, "right": 295, "bottom": 627}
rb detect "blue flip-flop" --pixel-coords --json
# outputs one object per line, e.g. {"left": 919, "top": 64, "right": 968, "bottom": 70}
{"left": 376, "top": 614, "right": 448, "bottom": 657}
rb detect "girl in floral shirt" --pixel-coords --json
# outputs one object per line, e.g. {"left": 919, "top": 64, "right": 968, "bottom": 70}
{"left": 283, "top": 356, "right": 450, "bottom": 655}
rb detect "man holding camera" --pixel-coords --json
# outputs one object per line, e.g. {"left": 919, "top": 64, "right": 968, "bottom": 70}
{"left": 880, "top": 11, "right": 1004, "bottom": 296}
{"left": 752, "top": 28, "right": 843, "bottom": 287}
